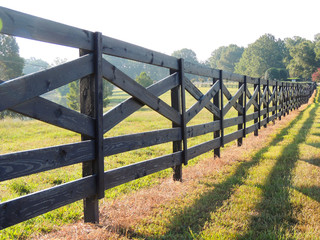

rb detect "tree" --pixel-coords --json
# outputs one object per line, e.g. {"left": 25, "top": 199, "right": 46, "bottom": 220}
{"left": 286, "top": 40, "right": 318, "bottom": 80}
{"left": 171, "top": 48, "right": 199, "bottom": 64}
{"left": 0, "top": 34, "right": 24, "bottom": 80}
{"left": 0, "top": 34, "right": 24, "bottom": 119}
{"left": 209, "top": 44, "right": 244, "bottom": 72}
{"left": 312, "top": 68, "right": 320, "bottom": 82}
{"left": 314, "top": 33, "right": 320, "bottom": 61}
{"left": 235, "top": 34, "right": 286, "bottom": 78}
{"left": 66, "top": 80, "right": 80, "bottom": 110}
{"left": 265, "top": 68, "right": 288, "bottom": 81}
{"left": 135, "top": 72, "right": 153, "bottom": 87}
{"left": 66, "top": 80, "right": 113, "bottom": 111}
{"left": 23, "top": 57, "right": 50, "bottom": 75}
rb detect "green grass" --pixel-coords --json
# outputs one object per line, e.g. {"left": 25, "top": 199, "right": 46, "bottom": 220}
{"left": 126, "top": 90, "right": 320, "bottom": 239}
{"left": 0, "top": 85, "right": 263, "bottom": 239}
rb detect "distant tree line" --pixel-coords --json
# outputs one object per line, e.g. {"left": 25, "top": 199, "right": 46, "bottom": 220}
{"left": 208, "top": 33, "right": 320, "bottom": 81}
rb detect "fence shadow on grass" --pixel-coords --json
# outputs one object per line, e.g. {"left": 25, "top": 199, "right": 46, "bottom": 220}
{"left": 125, "top": 102, "right": 316, "bottom": 239}
{"left": 237, "top": 100, "right": 318, "bottom": 239}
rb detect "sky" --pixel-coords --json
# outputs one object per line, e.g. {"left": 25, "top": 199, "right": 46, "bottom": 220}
{"left": 1, "top": 0, "right": 320, "bottom": 64}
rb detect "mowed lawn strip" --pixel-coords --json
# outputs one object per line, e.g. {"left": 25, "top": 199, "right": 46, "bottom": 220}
{"left": 127, "top": 90, "right": 320, "bottom": 239}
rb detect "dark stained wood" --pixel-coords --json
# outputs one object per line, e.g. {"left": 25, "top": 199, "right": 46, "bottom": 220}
{"left": 184, "top": 77, "right": 220, "bottom": 117}
{"left": 213, "top": 78, "right": 220, "bottom": 158}
{"left": 223, "top": 84, "right": 245, "bottom": 116}
{"left": 0, "top": 54, "right": 94, "bottom": 112}
{"left": 222, "top": 71, "right": 244, "bottom": 83}
{"left": 237, "top": 76, "right": 245, "bottom": 146}
{"left": 0, "top": 176, "right": 96, "bottom": 230}
{"left": 0, "top": 7, "right": 94, "bottom": 50}
{"left": 187, "top": 121, "right": 220, "bottom": 138}
{"left": 102, "top": 59, "right": 181, "bottom": 125}
{"left": 246, "top": 85, "right": 259, "bottom": 111}
{"left": 224, "top": 129, "right": 243, "bottom": 144}
{"left": 8, "top": 95, "right": 95, "bottom": 138}
{"left": 170, "top": 68, "right": 183, "bottom": 181}
{"left": 224, "top": 116, "right": 243, "bottom": 128}
{"left": 179, "top": 59, "right": 188, "bottom": 165}
{"left": 102, "top": 35, "right": 179, "bottom": 70}
{"left": 0, "top": 140, "right": 94, "bottom": 182}
{"left": 104, "top": 128, "right": 181, "bottom": 156}
{"left": 219, "top": 70, "right": 224, "bottom": 147}
{"left": 222, "top": 83, "right": 244, "bottom": 115}
{"left": 246, "top": 112, "right": 259, "bottom": 122}
{"left": 185, "top": 80, "right": 220, "bottom": 123}
{"left": 184, "top": 61, "right": 219, "bottom": 78}
{"left": 104, "top": 152, "right": 183, "bottom": 189}
{"left": 246, "top": 122, "right": 259, "bottom": 135}
{"left": 187, "top": 138, "right": 221, "bottom": 160}
{"left": 93, "top": 32, "right": 105, "bottom": 199}
{"left": 103, "top": 72, "right": 179, "bottom": 133}
{"left": 80, "top": 48, "right": 99, "bottom": 223}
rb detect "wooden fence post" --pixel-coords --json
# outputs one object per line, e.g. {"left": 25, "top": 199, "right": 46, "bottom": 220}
{"left": 266, "top": 79, "right": 270, "bottom": 126}
{"left": 171, "top": 67, "right": 182, "bottom": 181}
{"left": 263, "top": 81, "right": 267, "bottom": 128}
{"left": 180, "top": 59, "right": 188, "bottom": 166}
{"left": 274, "top": 81, "right": 278, "bottom": 123}
{"left": 80, "top": 32, "right": 104, "bottom": 223}
{"left": 237, "top": 76, "right": 246, "bottom": 146}
{"left": 213, "top": 77, "right": 220, "bottom": 158}
{"left": 254, "top": 79, "right": 259, "bottom": 136}
{"left": 272, "top": 81, "right": 276, "bottom": 124}
{"left": 171, "top": 58, "right": 187, "bottom": 180}
{"left": 282, "top": 82, "right": 286, "bottom": 117}
{"left": 220, "top": 70, "right": 224, "bottom": 148}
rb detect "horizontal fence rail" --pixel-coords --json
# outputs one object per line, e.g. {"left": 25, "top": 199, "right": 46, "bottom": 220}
{"left": 0, "top": 7, "right": 316, "bottom": 229}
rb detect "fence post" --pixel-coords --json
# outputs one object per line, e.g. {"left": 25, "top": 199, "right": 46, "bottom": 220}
{"left": 266, "top": 79, "right": 270, "bottom": 126}
{"left": 237, "top": 76, "right": 245, "bottom": 146}
{"left": 282, "top": 82, "right": 286, "bottom": 117}
{"left": 80, "top": 32, "right": 104, "bottom": 223}
{"left": 180, "top": 59, "right": 188, "bottom": 166}
{"left": 213, "top": 76, "right": 220, "bottom": 158}
{"left": 272, "top": 81, "right": 276, "bottom": 124}
{"left": 254, "top": 78, "right": 259, "bottom": 136}
{"left": 220, "top": 70, "right": 224, "bottom": 148}
{"left": 263, "top": 81, "right": 267, "bottom": 128}
{"left": 274, "top": 81, "right": 278, "bottom": 122}
{"left": 171, "top": 67, "right": 182, "bottom": 181}
{"left": 171, "top": 58, "right": 187, "bottom": 180}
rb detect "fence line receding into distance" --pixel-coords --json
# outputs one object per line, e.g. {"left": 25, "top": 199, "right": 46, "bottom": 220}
{"left": 0, "top": 7, "right": 316, "bottom": 229}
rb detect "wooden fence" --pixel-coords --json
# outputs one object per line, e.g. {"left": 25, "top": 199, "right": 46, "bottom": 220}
{"left": 0, "top": 7, "right": 316, "bottom": 229}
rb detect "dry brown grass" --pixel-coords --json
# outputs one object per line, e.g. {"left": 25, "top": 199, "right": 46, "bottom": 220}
{"left": 34, "top": 99, "right": 312, "bottom": 240}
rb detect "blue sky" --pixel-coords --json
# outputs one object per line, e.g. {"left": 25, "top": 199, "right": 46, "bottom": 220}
{"left": 1, "top": 0, "right": 319, "bottom": 63}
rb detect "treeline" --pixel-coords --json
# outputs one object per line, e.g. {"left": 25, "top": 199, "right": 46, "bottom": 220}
{"left": 208, "top": 33, "right": 320, "bottom": 81}
{"left": 1, "top": 33, "right": 320, "bottom": 117}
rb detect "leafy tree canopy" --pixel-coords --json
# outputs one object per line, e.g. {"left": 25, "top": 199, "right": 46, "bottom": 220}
{"left": 135, "top": 72, "right": 153, "bottom": 87}
{"left": 286, "top": 40, "right": 318, "bottom": 80}
{"left": 171, "top": 48, "right": 199, "bottom": 64}
{"left": 209, "top": 44, "right": 244, "bottom": 72}
{"left": 23, "top": 57, "right": 50, "bottom": 75}
{"left": 265, "top": 67, "right": 288, "bottom": 81}
{"left": 235, "top": 34, "right": 286, "bottom": 78}
{"left": 0, "top": 34, "right": 24, "bottom": 80}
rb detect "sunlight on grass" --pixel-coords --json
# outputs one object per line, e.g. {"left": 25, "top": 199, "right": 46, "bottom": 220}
{"left": 127, "top": 89, "right": 320, "bottom": 240}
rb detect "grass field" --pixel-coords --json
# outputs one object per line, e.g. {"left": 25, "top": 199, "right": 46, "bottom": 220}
{"left": 0, "top": 84, "right": 301, "bottom": 239}
{"left": 113, "top": 89, "right": 320, "bottom": 239}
